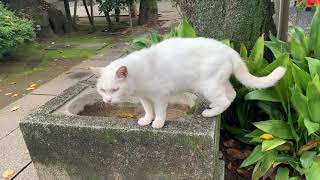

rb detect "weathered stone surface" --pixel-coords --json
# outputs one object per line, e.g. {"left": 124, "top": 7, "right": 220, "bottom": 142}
{"left": 176, "top": 0, "right": 276, "bottom": 48}
{"left": 20, "top": 81, "right": 224, "bottom": 180}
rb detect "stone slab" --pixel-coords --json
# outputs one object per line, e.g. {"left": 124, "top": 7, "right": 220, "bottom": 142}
{"left": 31, "top": 68, "right": 93, "bottom": 96}
{"left": 15, "top": 163, "right": 39, "bottom": 180}
{"left": 0, "top": 94, "right": 55, "bottom": 139}
{"left": 0, "top": 129, "right": 32, "bottom": 179}
{"left": 20, "top": 81, "right": 223, "bottom": 180}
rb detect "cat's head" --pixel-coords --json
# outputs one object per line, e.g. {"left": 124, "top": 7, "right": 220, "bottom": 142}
{"left": 90, "top": 65, "right": 131, "bottom": 103}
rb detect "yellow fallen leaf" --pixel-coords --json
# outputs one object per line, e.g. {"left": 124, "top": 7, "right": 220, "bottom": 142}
{"left": 2, "top": 169, "right": 14, "bottom": 179}
{"left": 29, "top": 83, "right": 37, "bottom": 88}
{"left": 260, "top": 133, "right": 273, "bottom": 140}
{"left": 26, "top": 87, "right": 36, "bottom": 91}
{"left": 7, "top": 82, "right": 16, "bottom": 85}
{"left": 118, "top": 112, "right": 134, "bottom": 119}
{"left": 10, "top": 106, "right": 20, "bottom": 112}
{"left": 11, "top": 94, "right": 18, "bottom": 97}
{"left": 5, "top": 93, "right": 12, "bottom": 96}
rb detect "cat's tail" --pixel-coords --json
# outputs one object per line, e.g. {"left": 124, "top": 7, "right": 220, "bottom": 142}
{"left": 231, "top": 53, "right": 286, "bottom": 89}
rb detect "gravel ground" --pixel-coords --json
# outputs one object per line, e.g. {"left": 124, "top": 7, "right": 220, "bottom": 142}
{"left": 289, "top": 3, "right": 316, "bottom": 31}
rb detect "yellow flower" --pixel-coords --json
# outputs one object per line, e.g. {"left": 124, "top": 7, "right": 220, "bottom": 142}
{"left": 260, "top": 133, "right": 273, "bottom": 140}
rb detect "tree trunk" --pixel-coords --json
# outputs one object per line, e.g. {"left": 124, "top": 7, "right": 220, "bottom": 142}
{"left": 129, "top": 0, "right": 137, "bottom": 17}
{"left": 115, "top": 8, "right": 120, "bottom": 22}
{"left": 63, "top": 0, "right": 72, "bottom": 21}
{"left": 5, "top": 0, "right": 74, "bottom": 39}
{"left": 176, "top": 0, "right": 276, "bottom": 48}
{"left": 138, "top": 0, "right": 158, "bottom": 25}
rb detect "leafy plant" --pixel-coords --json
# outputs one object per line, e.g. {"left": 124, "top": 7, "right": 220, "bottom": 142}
{"left": 229, "top": 7, "right": 320, "bottom": 180}
{"left": 0, "top": 2, "right": 35, "bottom": 57}
{"left": 125, "top": 20, "right": 196, "bottom": 54}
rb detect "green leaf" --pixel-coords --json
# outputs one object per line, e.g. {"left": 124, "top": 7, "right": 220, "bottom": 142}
{"left": 149, "top": 32, "right": 161, "bottom": 44}
{"left": 249, "top": 35, "right": 264, "bottom": 68}
{"left": 262, "top": 138, "right": 286, "bottom": 151}
{"left": 253, "top": 120, "right": 294, "bottom": 139}
{"left": 221, "top": 39, "right": 231, "bottom": 47}
{"left": 275, "top": 167, "right": 290, "bottom": 180}
{"left": 291, "top": 63, "right": 311, "bottom": 91}
{"left": 307, "top": 98, "right": 320, "bottom": 123}
{"left": 289, "top": 26, "right": 308, "bottom": 52}
{"left": 290, "top": 36, "right": 307, "bottom": 62}
{"left": 304, "top": 159, "right": 320, "bottom": 180}
{"left": 252, "top": 150, "right": 278, "bottom": 180}
{"left": 300, "top": 151, "right": 317, "bottom": 168}
{"left": 245, "top": 129, "right": 265, "bottom": 138}
{"left": 176, "top": 20, "right": 196, "bottom": 38}
{"left": 240, "top": 43, "right": 248, "bottom": 59}
{"left": 306, "top": 57, "right": 320, "bottom": 77}
{"left": 304, "top": 119, "right": 320, "bottom": 135}
{"left": 265, "top": 41, "right": 284, "bottom": 58}
{"left": 245, "top": 89, "right": 280, "bottom": 102}
{"left": 309, "top": 7, "right": 320, "bottom": 58}
{"left": 263, "top": 53, "right": 290, "bottom": 73}
{"left": 289, "top": 177, "right": 299, "bottom": 180}
{"left": 291, "top": 89, "right": 311, "bottom": 121}
{"left": 240, "top": 145, "right": 265, "bottom": 168}
{"left": 312, "top": 75, "right": 320, "bottom": 92}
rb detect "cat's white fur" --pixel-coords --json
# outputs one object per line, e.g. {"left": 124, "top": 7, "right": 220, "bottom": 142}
{"left": 91, "top": 38, "right": 286, "bottom": 129}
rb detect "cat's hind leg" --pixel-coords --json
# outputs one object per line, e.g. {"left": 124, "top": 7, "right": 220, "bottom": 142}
{"left": 138, "top": 98, "right": 154, "bottom": 126}
{"left": 201, "top": 82, "right": 234, "bottom": 117}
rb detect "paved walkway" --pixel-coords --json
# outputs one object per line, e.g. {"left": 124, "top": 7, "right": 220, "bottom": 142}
{"left": 0, "top": 43, "right": 126, "bottom": 180}
{"left": 0, "top": 1, "right": 180, "bottom": 179}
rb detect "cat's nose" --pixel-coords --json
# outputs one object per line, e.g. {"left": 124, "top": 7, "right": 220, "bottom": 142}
{"left": 103, "top": 97, "right": 112, "bottom": 103}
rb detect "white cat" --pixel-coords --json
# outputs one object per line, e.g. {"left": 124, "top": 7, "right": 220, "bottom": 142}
{"left": 91, "top": 37, "right": 286, "bottom": 129}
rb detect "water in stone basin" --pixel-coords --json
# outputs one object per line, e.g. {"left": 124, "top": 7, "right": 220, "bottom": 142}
{"left": 77, "top": 102, "right": 190, "bottom": 121}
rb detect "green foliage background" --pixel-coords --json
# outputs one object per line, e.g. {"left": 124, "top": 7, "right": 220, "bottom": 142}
{"left": 0, "top": 2, "right": 35, "bottom": 56}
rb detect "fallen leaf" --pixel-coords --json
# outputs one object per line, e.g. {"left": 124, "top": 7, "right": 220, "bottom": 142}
{"left": 223, "top": 139, "right": 238, "bottom": 148}
{"left": 118, "top": 112, "right": 134, "bottom": 119}
{"left": 26, "top": 87, "right": 36, "bottom": 91}
{"left": 2, "top": 169, "right": 14, "bottom": 179}
{"left": 260, "top": 133, "right": 273, "bottom": 140}
{"left": 5, "top": 93, "right": 12, "bottom": 96}
{"left": 236, "top": 168, "right": 251, "bottom": 178}
{"left": 11, "top": 94, "right": 18, "bottom": 97}
{"left": 298, "top": 140, "right": 320, "bottom": 155}
{"left": 0, "top": 89, "right": 2, "bottom": 92}
{"left": 226, "top": 148, "right": 246, "bottom": 160}
{"left": 29, "top": 83, "right": 37, "bottom": 88}
{"left": 10, "top": 106, "right": 20, "bottom": 112}
{"left": 8, "top": 82, "right": 16, "bottom": 85}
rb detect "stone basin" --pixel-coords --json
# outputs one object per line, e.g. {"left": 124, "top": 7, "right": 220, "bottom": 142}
{"left": 20, "top": 80, "right": 224, "bottom": 180}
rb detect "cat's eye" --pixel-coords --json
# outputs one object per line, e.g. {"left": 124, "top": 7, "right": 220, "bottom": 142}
{"left": 111, "top": 87, "right": 119, "bottom": 93}
{"left": 100, "top": 89, "right": 106, "bottom": 93}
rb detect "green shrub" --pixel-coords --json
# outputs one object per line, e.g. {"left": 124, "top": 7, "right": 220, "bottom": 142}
{"left": 127, "top": 11, "right": 320, "bottom": 179}
{"left": 125, "top": 20, "right": 196, "bottom": 54}
{"left": 0, "top": 2, "right": 36, "bottom": 56}
{"left": 228, "top": 7, "right": 320, "bottom": 180}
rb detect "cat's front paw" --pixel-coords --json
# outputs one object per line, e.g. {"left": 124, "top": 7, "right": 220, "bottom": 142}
{"left": 152, "top": 120, "right": 165, "bottom": 129}
{"left": 202, "top": 109, "right": 217, "bottom": 117}
{"left": 138, "top": 117, "right": 152, "bottom": 126}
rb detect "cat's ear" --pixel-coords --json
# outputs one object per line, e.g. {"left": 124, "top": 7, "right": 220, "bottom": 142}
{"left": 116, "top": 66, "right": 128, "bottom": 80}
{"left": 90, "top": 67, "right": 103, "bottom": 77}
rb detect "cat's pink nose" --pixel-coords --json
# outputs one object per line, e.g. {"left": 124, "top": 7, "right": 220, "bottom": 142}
{"left": 103, "top": 97, "right": 112, "bottom": 103}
